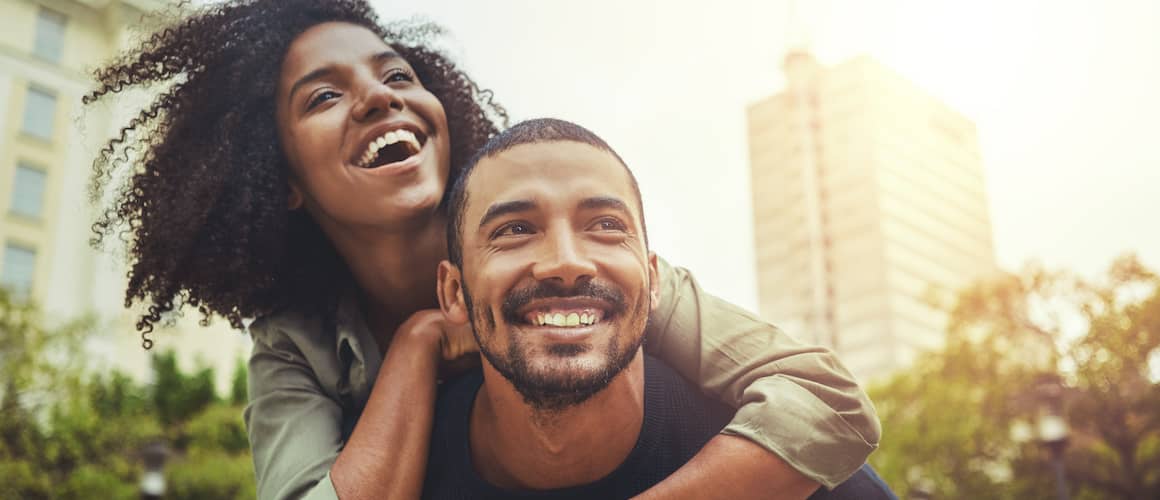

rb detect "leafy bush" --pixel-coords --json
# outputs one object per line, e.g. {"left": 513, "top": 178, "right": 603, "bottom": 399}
{"left": 186, "top": 404, "right": 250, "bottom": 455}
{"left": 1, "top": 290, "right": 255, "bottom": 498}
{"left": 166, "top": 450, "right": 257, "bottom": 500}
{"left": 58, "top": 465, "right": 138, "bottom": 500}
{"left": 0, "top": 460, "right": 52, "bottom": 500}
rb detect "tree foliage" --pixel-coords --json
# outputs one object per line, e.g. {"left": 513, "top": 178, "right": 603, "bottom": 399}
{"left": 869, "top": 254, "right": 1160, "bottom": 499}
{"left": 0, "top": 290, "right": 254, "bottom": 499}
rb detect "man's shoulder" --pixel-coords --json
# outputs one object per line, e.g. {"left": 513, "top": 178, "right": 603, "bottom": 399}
{"left": 437, "top": 367, "right": 485, "bottom": 404}
{"left": 425, "top": 368, "right": 485, "bottom": 496}
{"left": 431, "top": 367, "right": 484, "bottom": 442}
{"left": 643, "top": 355, "right": 733, "bottom": 431}
{"left": 636, "top": 355, "right": 732, "bottom": 466}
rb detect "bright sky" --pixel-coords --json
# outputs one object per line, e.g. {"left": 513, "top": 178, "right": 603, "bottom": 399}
{"left": 368, "top": 0, "right": 1160, "bottom": 310}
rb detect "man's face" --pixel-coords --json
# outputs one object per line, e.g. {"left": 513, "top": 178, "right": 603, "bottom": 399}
{"left": 443, "top": 141, "right": 659, "bottom": 411}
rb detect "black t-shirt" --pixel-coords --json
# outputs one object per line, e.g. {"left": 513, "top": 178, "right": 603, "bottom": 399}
{"left": 421, "top": 355, "right": 898, "bottom": 500}
{"left": 422, "top": 355, "right": 733, "bottom": 500}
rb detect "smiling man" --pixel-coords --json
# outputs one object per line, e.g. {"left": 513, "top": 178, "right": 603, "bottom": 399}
{"left": 425, "top": 119, "right": 894, "bottom": 499}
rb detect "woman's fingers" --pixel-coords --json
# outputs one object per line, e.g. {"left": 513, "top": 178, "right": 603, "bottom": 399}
{"left": 441, "top": 320, "right": 478, "bottom": 361}
{"left": 392, "top": 308, "right": 478, "bottom": 362}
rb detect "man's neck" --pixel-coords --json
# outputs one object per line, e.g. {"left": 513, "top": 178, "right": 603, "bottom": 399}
{"left": 469, "top": 351, "right": 646, "bottom": 491}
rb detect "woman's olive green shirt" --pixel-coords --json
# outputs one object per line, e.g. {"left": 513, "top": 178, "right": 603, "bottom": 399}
{"left": 244, "top": 258, "right": 880, "bottom": 500}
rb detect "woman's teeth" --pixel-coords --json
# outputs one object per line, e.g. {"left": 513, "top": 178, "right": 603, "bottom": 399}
{"left": 534, "top": 312, "right": 600, "bottom": 327}
{"left": 358, "top": 129, "right": 421, "bottom": 167}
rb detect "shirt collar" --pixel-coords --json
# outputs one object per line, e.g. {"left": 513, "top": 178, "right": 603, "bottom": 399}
{"left": 334, "top": 290, "right": 384, "bottom": 399}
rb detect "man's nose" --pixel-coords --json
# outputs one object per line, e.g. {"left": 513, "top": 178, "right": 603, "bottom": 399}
{"left": 351, "top": 79, "right": 404, "bottom": 122}
{"left": 532, "top": 230, "right": 597, "bottom": 287}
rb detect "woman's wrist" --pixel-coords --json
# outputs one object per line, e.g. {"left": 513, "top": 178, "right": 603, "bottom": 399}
{"left": 384, "top": 313, "right": 446, "bottom": 371}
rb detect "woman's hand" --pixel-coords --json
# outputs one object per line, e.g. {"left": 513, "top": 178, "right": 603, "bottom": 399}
{"left": 439, "top": 315, "right": 478, "bottom": 361}
{"left": 392, "top": 309, "right": 480, "bottom": 380}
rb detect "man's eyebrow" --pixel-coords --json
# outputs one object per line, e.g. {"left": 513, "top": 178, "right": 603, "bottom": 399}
{"left": 478, "top": 199, "right": 536, "bottom": 230}
{"left": 287, "top": 51, "right": 402, "bottom": 105}
{"left": 579, "top": 196, "right": 631, "bottom": 214}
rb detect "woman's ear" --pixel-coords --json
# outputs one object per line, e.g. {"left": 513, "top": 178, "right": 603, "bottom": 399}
{"left": 437, "top": 261, "right": 470, "bottom": 325}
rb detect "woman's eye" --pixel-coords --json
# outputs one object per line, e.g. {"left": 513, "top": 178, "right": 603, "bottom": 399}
{"left": 384, "top": 68, "right": 416, "bottom": 84}
{"left": 494, "top": 222, "right": 535, "bottom": 238}
{"left": 307, "top": 90, "right": 340, "bottom": 110}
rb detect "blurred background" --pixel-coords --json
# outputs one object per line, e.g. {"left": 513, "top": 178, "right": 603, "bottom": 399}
{"left": 0, "top": 0, "right": 1156, "bottom": 498}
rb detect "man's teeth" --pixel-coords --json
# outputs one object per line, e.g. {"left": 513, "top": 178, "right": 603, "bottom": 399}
{"left": 534, "top": 312, "right": 599, "bottom": 327}
{"left": 358, "top": 129, "right": 421, "bottom": 167}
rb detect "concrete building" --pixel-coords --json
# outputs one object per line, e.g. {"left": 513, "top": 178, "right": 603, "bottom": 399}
{"left": 747, "top": 52, "right": 997, "bottom": 382}
{"left": 0, "top": 0, "right": 249, "bottom": 392}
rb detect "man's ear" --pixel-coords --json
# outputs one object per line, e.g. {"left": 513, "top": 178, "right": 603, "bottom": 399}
{"left": 287, "top": 179, "right": 304, "bottom": 210}
{"left": 647, "top": 252, "right": 660, "bottom": 312}
{"left": 437, "top": 260, "right": 470, "bottom": 324}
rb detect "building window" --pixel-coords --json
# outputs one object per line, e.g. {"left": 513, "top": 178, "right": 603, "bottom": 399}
{"left": 1, "top": 243, "right": 37, "bottom": 299}
{"left": 9, "top": 163, "right": 47, "bottom": 219}
{"left": 22, "top": 86, "right": 56, "bottom": 141}
{"left": 34, "top": 7, "right": 67, "bottom": 63}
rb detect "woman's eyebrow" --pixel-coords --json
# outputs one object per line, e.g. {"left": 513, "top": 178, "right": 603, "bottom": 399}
{"left": 288, "top": 66, "right": 334, "bottom": 105}
{"left": 372, "top": 50, "right": 402, "bottom": 64}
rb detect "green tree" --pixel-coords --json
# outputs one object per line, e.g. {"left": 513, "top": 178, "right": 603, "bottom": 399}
{"left": 0, "top": 289, "right": 94, "bottom": 500}
{"left": 231, "top": 357, "right": 249, "bottom": 406}
{"left": 0, "top": 290, "right": 257, "bottom": 499}
{"left": 870, "top": 255, "right": 1160, "bottom": 499}
{"left": 152, "top": 351, "right": 218, "bottom": 427}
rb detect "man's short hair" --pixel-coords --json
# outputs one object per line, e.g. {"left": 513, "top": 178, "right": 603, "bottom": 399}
{"left": 445, "top": 118, "right": 647, "bottom": 267}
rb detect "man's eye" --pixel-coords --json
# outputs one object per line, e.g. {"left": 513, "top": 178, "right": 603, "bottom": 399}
{"left": 307, "top": 90, "right": 340, "bottom": 110}
{"left": 592, "top": 217, "right": 628, "bottom": 232}
{"left": 493, "top": 222, "right": 535, "bottom": 238}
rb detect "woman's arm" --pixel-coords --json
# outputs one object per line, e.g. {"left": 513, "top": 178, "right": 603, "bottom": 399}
{"left": 245, "top": 311, "right": 449, "bottom": 500}
{"left": 634, "top": 435, "right": 821, "bottom": 500}
{"left": 640, "top": 257, "right": 880, "bottom": 495}
{"left": 329, "top": 312, "right": 446, "bottom": 500}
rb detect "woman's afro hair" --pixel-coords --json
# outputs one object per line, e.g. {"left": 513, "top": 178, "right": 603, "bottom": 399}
{"left": 85, "top": 0, "right": 507, "bottom": 347}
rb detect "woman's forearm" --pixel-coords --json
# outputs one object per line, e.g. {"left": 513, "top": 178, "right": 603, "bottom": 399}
{"left": 330, "top": 329, "right": 440, "bottom": 500}
{"left": 633, "top": 434, "right": 820, "bottom": 500}
{"left": 645, "top": 257, "right": 878, "bottom": 486}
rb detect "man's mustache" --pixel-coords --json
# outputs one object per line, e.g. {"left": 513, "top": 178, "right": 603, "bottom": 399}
{"left": 501, "top": 279, "right": 627, "bottom": 323}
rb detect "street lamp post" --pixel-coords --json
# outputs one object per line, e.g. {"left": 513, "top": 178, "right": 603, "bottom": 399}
{"left": 1034, "top": 375, "right": 1070, "bottom": 500}
{"left": 139, "top": 440, "right": 169, "bottom": 500}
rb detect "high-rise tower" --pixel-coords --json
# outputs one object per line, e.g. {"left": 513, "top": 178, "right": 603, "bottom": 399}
{"left": 747, "top": 53, "right": 997, "bottom": 381}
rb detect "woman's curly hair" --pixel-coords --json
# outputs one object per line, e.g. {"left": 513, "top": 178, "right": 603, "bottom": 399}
{"left": 85, "top": 0, "right": 507, "bottom": 347}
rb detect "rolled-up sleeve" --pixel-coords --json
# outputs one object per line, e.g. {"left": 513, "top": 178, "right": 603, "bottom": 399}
{"left": 644, "top": 257, "right": 881, "bottom": 489}
{"left": 245, "top": 319, "right": 343, "bottom": 500}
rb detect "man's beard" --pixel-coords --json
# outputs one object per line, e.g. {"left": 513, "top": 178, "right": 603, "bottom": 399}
{"left": 464, "top": 278, "right": 649, "bottom": 414}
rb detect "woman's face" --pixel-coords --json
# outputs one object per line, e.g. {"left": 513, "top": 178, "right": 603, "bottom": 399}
{"left": 275, "top": 22, "right": 451, "bottom": 231}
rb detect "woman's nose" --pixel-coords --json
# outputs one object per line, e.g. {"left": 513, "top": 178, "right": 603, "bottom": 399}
{"left": 352, "top": 80, "right": 404, "bottom": 122}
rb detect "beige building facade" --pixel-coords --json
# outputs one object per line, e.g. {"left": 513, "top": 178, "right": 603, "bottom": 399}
{"left": 748, "top": 52, "right": 996, "bottom": 382}
{"left": 0, "top": 0, "right": 249, "bottom": 391}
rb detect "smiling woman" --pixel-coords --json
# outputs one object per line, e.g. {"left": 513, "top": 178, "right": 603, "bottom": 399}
{"left": 85, "top": 1, "right": 499, "bottom": 340}
{"left": 84, "top": 1, "right": 880, "bottom": 499}
{"left": 274, "top": 22, "right": 453, "bottom": 248}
